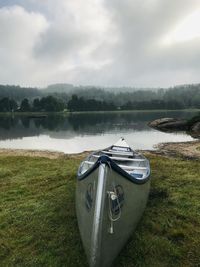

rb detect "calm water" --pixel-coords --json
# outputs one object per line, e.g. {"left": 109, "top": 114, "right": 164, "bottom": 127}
{"left": 0, "top": 110, "right": 198, "bottom": 153}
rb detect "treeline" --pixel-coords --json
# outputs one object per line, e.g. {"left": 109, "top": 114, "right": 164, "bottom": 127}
{"left": 1, "top": 83, "right": 200, "bottom": 111}
{"left": 44, "top": 83, "right": 200, "bottom": 108}
{"left": 0, "top": 96, "right": 65, "bottom": 112}
{"left": 120, "top": 99, "right": 185, "bottom": 110}
{"left": 0, "top": 98, "right": 18, "bottom": 112}
{"left": 67, "top": 84, "right": 200, "bottom": 110}
{"left": 32, "top": 96, "right": 65, "bottom": 112}
{"left": 68, "top": 95, "right": 115, "bottom": 111}
{"left": 67, "top": 95, "right": 189, "bottom": 111}
{"left": 1, "top": 93, "right": 199, "bottom": 113}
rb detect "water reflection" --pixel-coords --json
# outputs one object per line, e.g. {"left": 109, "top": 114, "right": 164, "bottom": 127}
{"left": 0, "top": 110, "right": 198, "bottom": 153}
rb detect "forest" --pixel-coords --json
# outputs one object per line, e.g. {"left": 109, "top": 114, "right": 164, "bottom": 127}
{"left": 0, "top": 96, "right": 65, "bottom": 112}
{"left": 0, "top": 83, "right": 200, "bottom": 112}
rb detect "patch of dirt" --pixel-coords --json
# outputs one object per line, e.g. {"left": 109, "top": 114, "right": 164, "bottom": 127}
{"left": 0, "top": 141, "right": 199, "bottom": 160}
{"left": 154, "top": 140, "right": 200, "bottom": 159}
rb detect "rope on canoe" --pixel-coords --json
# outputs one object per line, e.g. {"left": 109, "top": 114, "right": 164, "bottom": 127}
{"left": 106, "top": 161, "right": 122, "bottom": 234}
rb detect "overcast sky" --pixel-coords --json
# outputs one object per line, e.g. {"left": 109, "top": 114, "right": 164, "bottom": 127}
{"left": 0, "top": 0, "right": 200, "bottom": 88}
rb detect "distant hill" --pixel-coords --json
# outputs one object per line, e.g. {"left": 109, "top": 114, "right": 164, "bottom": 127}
{"left": 0, "top": 85, "right": 41, "bottom": 102}
{"left": 43, "top": 83, "right": 160, "bottom": 94}
{"left": 43, "top": 83, "right": 74, "bottom": 94}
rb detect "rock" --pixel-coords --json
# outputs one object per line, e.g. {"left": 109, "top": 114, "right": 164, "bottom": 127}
{"left": 148, "top": 118, "right": 177, "bottom": 128}
{"left": 190, "top": 122, "right": 200, "bottom": 138}
{"left": 156, "top": 120, "right": 188, "bottom": 130}
{"left": 191, "top": 121, "right": 200, "bottom": 132}
{"left": 148, "top": 117, "right": 188, "bottom": 131}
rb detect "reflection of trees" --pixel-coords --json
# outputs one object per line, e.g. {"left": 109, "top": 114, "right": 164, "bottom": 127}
{"left": 67, "top": 111, "right": 185, "bottom": 132}
{"left": 44, "top": 115, "right": 66, "bottom": 130}
{"left": 34, "top": 118, "right": 41, "bottom": 129}
{"left": 0, "top": 116, "right": 19, "bottom": 130}
{"left": 33, "top": 115, "right": 66, "bottom": 130}
{"left": 21, "top": 117, "right": 30, "bottom": 128}
{"left": 0, "top": 111, "right": 198, "bottom": 141}
{"left": 0, "top": 115, "right": 69, "bottom": 140}
{"left": 68, "top": 113, "right": 117, "bottom": 131}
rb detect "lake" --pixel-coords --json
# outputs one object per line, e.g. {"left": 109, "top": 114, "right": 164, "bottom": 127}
{"left": 0, "top": 110, "right": 198, "bottom": 153}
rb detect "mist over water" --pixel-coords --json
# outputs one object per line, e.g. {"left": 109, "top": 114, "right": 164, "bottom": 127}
{"left": 0, "top": 110, "right": 197, "bottom": 153}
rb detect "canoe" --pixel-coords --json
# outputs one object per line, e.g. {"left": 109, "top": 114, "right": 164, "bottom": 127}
{"left": 76, "top": 138, "right": 151, "bottom": 267}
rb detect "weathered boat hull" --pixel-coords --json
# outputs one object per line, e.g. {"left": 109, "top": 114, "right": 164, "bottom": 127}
{"left": 76, "top": 156, "right": 150, "bottom": 267}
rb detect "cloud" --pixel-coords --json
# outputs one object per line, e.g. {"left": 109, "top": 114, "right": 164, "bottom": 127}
{"left": 97, "top": 0, "right": 200, "bottom": 86}
{"left": 0, "top": 5, "right": 48, "bottom": 85}
{"left": 0, "top": 0, "right": 200, "bottom": 87}
{"left": 33, "top": 1, "right": 116, "bottom": 66}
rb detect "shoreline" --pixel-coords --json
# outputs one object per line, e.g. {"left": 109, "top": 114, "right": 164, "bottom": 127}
{"left": 0, "top": 140, "right": 199, "bottom": 159}
{"left": 0, "top": 108, "right": 199, "bottom": 116}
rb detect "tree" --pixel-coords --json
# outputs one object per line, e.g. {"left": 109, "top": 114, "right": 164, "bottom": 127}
{"left": 33, "top": 98, "right": 41, "bottom": 111}
{"left": 9, "top": 99, "right": 18, "bottom": 111}
{"left": 0, "top": 98, "right": 18, "bottom": 112}
{"left": 39, "top": 96, "right": 65, "bottom": 112}
{"left": 68, "top": 94, "right": 79, "bottom": 111}
{"left": 0, "top": 98, "right": 10, "bottom": 112}
{"left": 20, "top": 98, "right": 31, "bottom": 111}
{"left": 67, "top": 95, "right": 117, "bottom": 111}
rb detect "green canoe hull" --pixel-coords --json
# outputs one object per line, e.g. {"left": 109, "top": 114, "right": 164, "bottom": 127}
{"left": 76, "top": 163, "right": 150, "bottom": 267}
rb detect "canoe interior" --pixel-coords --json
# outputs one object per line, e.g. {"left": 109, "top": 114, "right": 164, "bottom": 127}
{"left": 78, "top": 144, "right": 150, "bottom": 180}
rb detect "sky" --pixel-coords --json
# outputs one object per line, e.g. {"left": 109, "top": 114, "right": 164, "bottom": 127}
{"left": 0, "top": 0, "right": 200, "bottom": 88}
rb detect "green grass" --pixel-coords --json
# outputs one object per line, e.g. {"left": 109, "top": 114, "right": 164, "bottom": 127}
{"left": 0, "top": 154, "right": 200, "bottom": 267}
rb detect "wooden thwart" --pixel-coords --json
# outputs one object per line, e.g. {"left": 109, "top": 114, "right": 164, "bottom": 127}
{"left": 84, "top": 161, "right": 147, "bottom": 171}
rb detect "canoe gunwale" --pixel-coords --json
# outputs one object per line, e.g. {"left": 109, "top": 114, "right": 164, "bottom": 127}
{"left": 90, "top": 164, "right": 107, "bottom": 266}
{"left": 77, "top": 155, "right": 150, "bottom": 185}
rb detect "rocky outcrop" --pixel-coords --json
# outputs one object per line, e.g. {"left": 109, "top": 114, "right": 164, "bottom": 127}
{"left": 148, "top": 118, "right": 188, "bottom": 131}
{"left": 190, "top": 122, "right": 200, "bottom": 138}
{"left": 149, "top": 117, "right": 200, "bottom": 139}
{"left": 149, "top": 118, "right": 176, "bottom": 128}
{"left": 191, "top": 121, "right": 200, "bottom": 132}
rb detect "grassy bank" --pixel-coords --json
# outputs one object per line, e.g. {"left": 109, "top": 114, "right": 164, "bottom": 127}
{"left": 0, "top": 153, "right": 199, "bottom": 266}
